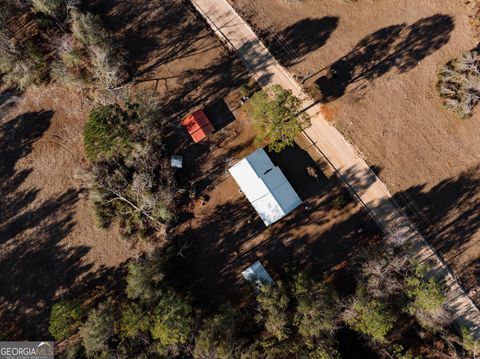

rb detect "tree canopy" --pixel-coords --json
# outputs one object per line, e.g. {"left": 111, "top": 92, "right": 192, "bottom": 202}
{"left": 404, "top": 266, "right": 447, "bottom": 330}
{"left": 256, "top": 283, "right": 290, "bottom": 341}
{"left": 84, "top": 101, "right": 175, "bottom": 240}
{"left": 83, "top": 104, "right": 138, "bottom": 162}
{"left": 150, "top": 289, "right": 195, "bottom": 349}
{"left": 81, "top": 302, "right": 115, "bottom": 358}
{"left": 193, "top": 306, "right": 238, "bottom": 359}
{"left": 344, "top": 286, "right": 397, "bottom": 343}
{"left": 48, "top": 299, "right": 84, "bottom": 340}
{"left": 250, "top": 85, "right": 310, "bottom": 152}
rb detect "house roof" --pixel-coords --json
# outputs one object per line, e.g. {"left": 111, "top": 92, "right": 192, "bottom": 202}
{"left": 182, "top": 110, "right": 215, "bottom": 142}
{"left": 229, "top": 148, "right": 302, "bottom": 226}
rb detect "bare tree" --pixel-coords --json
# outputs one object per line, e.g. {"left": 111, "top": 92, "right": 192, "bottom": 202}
{"left": 361, "top": 253, "right": 408, "bottom": 298}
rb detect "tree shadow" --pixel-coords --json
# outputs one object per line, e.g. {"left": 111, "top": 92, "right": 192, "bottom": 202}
{"left": 331, "top": 162, "right": 480, "bottom": 316}
{"left": 0, "top": 109, "right": 86, "bottom": 338}
{"left": 0, "top": 189, "right": 85, "bottom": 338}
{"left": 0, "top": 108, "right": 129, "bottom": 339}
{"left": 0, "top": 110, "right": 53, "bottom": 181}
{"left": 0, "top": 111, "right": 54, "bottom": 234}
{"left": 266, "top": 143, "right": 329, "bottom": 200}
{"left": 314, "top": 14, "right": 454, "bottom": 102}
{"left": 337, "top": 327, "right": 378, "bottom": 359}
{"left": 204, "top": 98, "right": 236, "bottom": 131}
{"left": 96, "top": 0, "right": 257, "bottom": 125}
{"left": 0, "top": 87, "right": 22, "bottom": 110}
{"left": 0, "top": 186, "right": 131, "bottom": 339}
{"left": 172, "top": 135, "right": 255, "bottom": 214}
{"left": 97, "top": 0, "right": 220, "bottom": 79}
{"left": 160, "top": 51, "right": 250, "bottom": 121}
{"left": 390, "top": 165, "right": 480, "bottom": 307}
{"left": 167, "top": 168, "right": 381, "bottom": 311}
{"left": 267, "top": 16, "right": 339, "bottom": 67}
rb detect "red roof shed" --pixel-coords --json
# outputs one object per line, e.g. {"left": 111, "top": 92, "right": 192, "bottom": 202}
{"left": 182, "top": 110, "right": 215, "bottom": 142}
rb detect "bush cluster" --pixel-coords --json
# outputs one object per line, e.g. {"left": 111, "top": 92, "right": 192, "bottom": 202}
{"left": 52, "top": 10, "right": 125, "bottom": 90}
{"left": 0, "top": 34, "right": 47, "bottom": 89}
{"left": 84, "top": 100, "right": 175, "bottom": 240}
{"left": 437, "top": 50, "right": 480, "bottom": 118}
{"left": 0, "top": 2, "right": 124, "bottom": 93}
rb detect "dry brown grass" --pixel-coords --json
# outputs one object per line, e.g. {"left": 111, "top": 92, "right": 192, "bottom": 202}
{"left": 469, "top": 0, "right": 480, "bottom": 37}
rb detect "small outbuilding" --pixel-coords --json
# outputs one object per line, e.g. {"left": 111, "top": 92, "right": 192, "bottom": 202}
{"left": 170, "top": 155, "right": 183, "bottom": 168}
{"left": 229, "top": 148, "right": 302, "bottom": 226}
{"left": 182, "top": 110, "right": 215, "bottom": 142}
{"left": 241, "top": 260, "right": 273, "bottom": 286}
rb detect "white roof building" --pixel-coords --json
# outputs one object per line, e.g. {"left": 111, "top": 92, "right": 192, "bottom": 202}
{"left": 241, "top": 260, "right": 273, "bottom": 286}
{"left": 229, "top": 148, "right": 302, "bottom": 226}
{"left": 170, "top": 155, "right": 183, "bottom": 168}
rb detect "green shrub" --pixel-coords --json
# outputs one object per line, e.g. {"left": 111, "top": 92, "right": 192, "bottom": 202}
{"left": 460, "top": 326, "right": 480, "bottom": 356}
{"left": 294, "top": 283, "right": 337, "bottom": 344}
{"left": 81, "top": 302, "right": 115, "bottom": 358}
{"left": 193, "top": 306, "right": 237, "bottom": 359}
{"left": 57, "top": 342, "right": 86, "bottom": 359}
{"left": 48, "top": 299, "right": 84, "bottom": 340}
{"left": 391, "top": 344, "right": 422, "bottom": 359}
{"left": 92, "top": 198, "right": 116, "bottom": 228}
{"left": 31, "top": 0, "right": 62, "bottom": 16}
{"left": 256, "top": 283, "right": 290, "bottom": 341}
{"left": 150, "top": 289, "right": 194, "bottom": 349}
{"left": 0, "top": 39, "right": 47, "bottom": 89}
{"left": 85, "top": 100, "right": 175, "bottom": 241}
{"left": 119, "top": 303, "right": 151, "bottom": 339}
{"left": 83, "top": 104, "right": 137, "bottom": 162}
{"left": 125, "top": 259, "right": 163, "bottom": 304}
{"left": 345, "top": 287, "right": 397, "bottom": 342}
{"left": 404, "top": 266, "right": 446, "bottom": 330}
{"left": 347, "top": 299, "right": 396, "bottom": 342}
{"left": 310, "top": 347, "right": 341, "bottom": 359}
{"left": 71, "top": 11, "right": 109, "bottom": 47}
{"left": 405, "top": 275, "right": 445, "bottom": 314}
{"left": 51, "top": 46, "right": 92, "bottom": 88}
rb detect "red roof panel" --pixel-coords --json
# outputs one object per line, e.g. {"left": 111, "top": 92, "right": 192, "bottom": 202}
{"left": 182, "top": 110, "right": 215, "bottom": 142}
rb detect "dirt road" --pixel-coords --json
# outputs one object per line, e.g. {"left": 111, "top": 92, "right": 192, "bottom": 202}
{"left": 190, "top": 0, "right": 480, "bottom": 338}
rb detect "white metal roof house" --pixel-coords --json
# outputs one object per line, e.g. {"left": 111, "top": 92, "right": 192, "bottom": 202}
{"left": 229, "top": 148, "right": 302, "bottom": 226}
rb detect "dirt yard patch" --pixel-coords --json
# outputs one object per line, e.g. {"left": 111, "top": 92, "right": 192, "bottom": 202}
{"left": 230, "top": 0, "right": 480, "bottom": 305}
{"left": 97, "top": 0, "right": 249, "bottom": 121}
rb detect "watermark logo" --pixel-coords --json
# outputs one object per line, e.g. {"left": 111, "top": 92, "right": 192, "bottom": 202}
{"left": 0, "top": 342, "right": 54, "bottom": 359}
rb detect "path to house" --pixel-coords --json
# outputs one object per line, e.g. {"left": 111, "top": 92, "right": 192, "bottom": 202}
{"left": 189, "top": 0, "right": 480, "bottom": 337}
